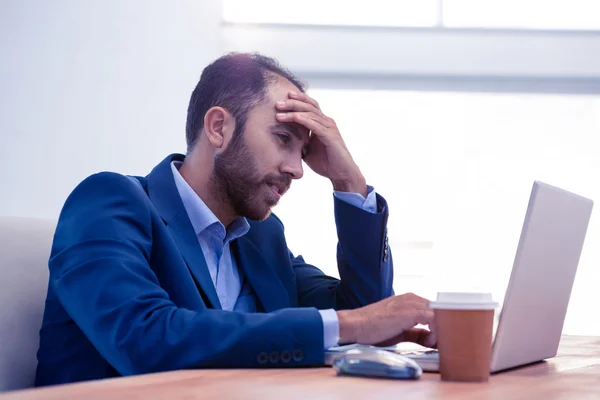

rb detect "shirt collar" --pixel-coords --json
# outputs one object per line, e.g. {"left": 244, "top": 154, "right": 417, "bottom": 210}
{"left": 170, "top": 161, "right": 250, "bottom": 242}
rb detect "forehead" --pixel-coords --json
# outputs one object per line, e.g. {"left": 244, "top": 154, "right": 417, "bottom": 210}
{"left": 257, "top": 78, "right": 310, "bottom": 142}
{"left": 265, "top": 77, "right": 300, "bottom": 102}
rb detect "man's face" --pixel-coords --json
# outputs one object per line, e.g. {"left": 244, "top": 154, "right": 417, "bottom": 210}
{"left": 213, "top": 79, "right": 310, "bottom": 221}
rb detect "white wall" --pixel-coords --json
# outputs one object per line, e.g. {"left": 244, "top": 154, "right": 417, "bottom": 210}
{"left": 0, "top": 0, "right": 222, "bottom": 218}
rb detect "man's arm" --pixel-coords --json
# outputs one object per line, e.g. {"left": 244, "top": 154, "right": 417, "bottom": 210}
{"left": 275, "top": 91, "right": 394, "bottom": 311}
{"left": 49, "top": 173, "right": 325, "bottom": 375}
{"left": 292, "top": 192, "right": 393, "bottom": 310}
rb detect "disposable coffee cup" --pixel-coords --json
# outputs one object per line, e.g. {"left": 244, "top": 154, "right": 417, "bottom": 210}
{"left": 430, "top": 292, "right": 499, "bottom": 382}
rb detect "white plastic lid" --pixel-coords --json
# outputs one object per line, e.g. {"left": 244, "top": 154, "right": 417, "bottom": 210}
{"left": 429, "top": 292, "right": 499, "bottom": 310}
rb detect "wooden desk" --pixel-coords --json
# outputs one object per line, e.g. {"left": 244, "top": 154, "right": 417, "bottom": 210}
{"left": 3, "top": 336, "right": 599, "bottom": 400}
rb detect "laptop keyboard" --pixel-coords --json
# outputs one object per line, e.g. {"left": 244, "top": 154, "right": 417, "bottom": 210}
{"left": 401, "top": 349, "right": 440, "bottom": 359}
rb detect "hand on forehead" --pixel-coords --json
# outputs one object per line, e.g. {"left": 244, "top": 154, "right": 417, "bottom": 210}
{"left": 268, "top": 85, "right": 312, "bottom": 142}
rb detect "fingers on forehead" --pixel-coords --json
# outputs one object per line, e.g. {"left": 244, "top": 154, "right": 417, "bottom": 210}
{"left": 290, "top": 91, "right": 319, "bottom": 108}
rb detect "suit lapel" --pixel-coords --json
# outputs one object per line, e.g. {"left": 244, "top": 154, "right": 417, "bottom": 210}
{"left": 146, "top": 154, "right": 222, "bottom": 310}
{"left": 167, "top": 213, "right": 222, "bottom": 310}
{"left": 232, "top": 237, "right": 290, "bottom": 312}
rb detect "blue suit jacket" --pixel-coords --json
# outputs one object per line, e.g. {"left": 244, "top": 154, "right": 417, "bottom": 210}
{"left": 35, "top": 154, "right": 393, "bottom": 386}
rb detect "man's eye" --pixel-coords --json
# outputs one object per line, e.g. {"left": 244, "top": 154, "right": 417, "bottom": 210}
{"left": 277, "top": 134, "right": 291, "bottom": 144}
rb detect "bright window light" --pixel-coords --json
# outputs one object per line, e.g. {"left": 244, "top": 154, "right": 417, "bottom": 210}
{"left": 444, "top": 0, "right": 600, "bottom": 30}
{"left": 274, "top": 89, "right": 600, "bottom": 335}
{"left": 222, "top": 0, "right": 440, "bottom": 28}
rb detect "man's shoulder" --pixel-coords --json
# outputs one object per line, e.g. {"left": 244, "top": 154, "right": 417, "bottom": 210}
{"left": 61, "top": 172, "right": 151, "bottom": 218}
{"left": 71, "top": 172, "right": 148, "bottom": 197}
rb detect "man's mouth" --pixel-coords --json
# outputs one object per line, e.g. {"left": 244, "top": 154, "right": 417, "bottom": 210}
{"left": 266, "top": 182, "right": 286, "bottom": 200}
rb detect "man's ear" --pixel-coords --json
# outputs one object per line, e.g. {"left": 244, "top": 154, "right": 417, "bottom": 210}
{"left": 203, "top": 106, "right": 235, "bottom": 149}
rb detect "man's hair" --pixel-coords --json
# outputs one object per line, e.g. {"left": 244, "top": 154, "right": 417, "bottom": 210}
{"left": 185, "top": 52, "right": 306, "bottom": 152}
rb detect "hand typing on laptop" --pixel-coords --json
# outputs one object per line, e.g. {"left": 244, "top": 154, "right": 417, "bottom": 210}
{"left": 336, "top": 293, "right": 437, "bottom": 348}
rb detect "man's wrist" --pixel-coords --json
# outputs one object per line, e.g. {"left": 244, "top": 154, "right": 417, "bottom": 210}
{"left": 331, "top": 174, "right": 367, "bottom": 197}
{"left": 337, "top": 310, "right": 360, "bottom": 344}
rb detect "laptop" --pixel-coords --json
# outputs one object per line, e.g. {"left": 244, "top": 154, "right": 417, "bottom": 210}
{"left": 326, "top": 181, "right": 594, "bottom": 373}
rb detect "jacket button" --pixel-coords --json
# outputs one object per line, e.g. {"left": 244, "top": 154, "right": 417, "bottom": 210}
{"left": 257, "top": 352, "right": 269, "bottom": 365}
{"left": 293, "top": 349, "right": 304, "bottom": 362}
{"left": 269, "top": 351, "right": 280, "bottom": 364}
{"left": 281, "top": 350, "right": 292, "bottom": 363}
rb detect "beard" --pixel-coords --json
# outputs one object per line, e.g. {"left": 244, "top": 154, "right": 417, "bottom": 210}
{"left": 211, "top": 131, "right": 290, "bottom": 221}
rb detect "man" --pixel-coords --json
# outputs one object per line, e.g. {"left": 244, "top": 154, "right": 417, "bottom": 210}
{"left": 35, "top": 53, "right": 435, "bottom": 386}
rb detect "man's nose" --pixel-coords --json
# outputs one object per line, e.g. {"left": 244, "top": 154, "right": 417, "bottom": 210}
{"left": 281, "top": 157, "right": 304, "bottom": 180}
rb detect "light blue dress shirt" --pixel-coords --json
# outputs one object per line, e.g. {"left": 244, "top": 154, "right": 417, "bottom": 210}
{"left": 170, "top": 161, "right": 378, "bottom": 349}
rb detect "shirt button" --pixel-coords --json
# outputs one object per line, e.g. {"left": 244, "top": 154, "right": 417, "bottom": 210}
{"left": 257, "top": 352, "right": 269, "bottom": 365}
{"left": 293, "top": 349, "right": 304, "bottom": 362}
{"left": 269, "top": 351, "right": 280, "bottom": 364}
{"left": 281, "top": 350, "right": 292, "bottom": 363}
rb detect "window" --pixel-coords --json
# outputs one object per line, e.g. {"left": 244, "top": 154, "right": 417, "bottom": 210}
{"left": 223, "top": 0, "right": 600, "bottom": 31}
{"left": 445, "top": 0, "right": 600, "bottom": 30}
{"left": 223, "top": 0, "right": 440, "bottom": 28}
{"left": 221, "top": 0, "right": 600, "bottom": 336}
{"left": 274, "top": 89, "right": 600, "bottom": 335}
{"left": 221, "top": 1, "right": 600, "bottom": 81}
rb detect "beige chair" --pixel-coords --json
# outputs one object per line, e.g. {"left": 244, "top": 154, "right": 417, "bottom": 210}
{"left": 0, "top": 217, "right": 54, "bottom": 392}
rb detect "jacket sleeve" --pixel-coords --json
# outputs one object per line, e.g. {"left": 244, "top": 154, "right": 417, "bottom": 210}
{"left": 292, "top": 194, "right": 394, "bottom": 310}
{"left": 50, "top": 172, "right": 324, "bottom": 376}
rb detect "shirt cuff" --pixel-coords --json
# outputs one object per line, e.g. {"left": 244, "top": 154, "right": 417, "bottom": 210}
{"left": 333, "top": 185, "right": 377, "bottom": 214}
{"left": 318, "top": 309, "right": 340, "bottom": 350}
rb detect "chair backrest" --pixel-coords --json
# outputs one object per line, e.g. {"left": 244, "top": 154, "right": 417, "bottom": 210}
{"left": 0, "top": 217, "right": 54, "bottom": 392}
